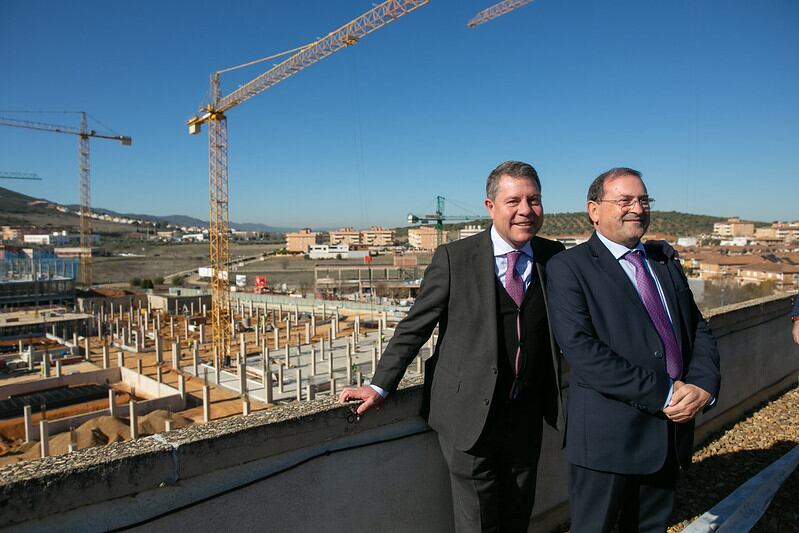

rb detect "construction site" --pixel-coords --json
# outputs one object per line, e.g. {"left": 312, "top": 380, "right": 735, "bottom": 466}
{"left": 1, "top": 0, "right": 798, "bottom": 531}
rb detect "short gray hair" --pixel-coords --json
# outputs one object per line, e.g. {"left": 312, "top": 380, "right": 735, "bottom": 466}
{"left": 486, "top": 161, "right": 541, "bottom": 200}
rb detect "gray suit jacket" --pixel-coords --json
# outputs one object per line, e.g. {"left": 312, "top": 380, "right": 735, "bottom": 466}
{"left": 371, "top": 228, "right": 565, "bottom": 451}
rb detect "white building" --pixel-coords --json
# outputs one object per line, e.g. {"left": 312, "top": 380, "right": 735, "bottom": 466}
{"left": 458, "top": 225, "right": 484, "bottom": 240}
{"left": 309, "top": 244, "right": 368, "bottom": 260}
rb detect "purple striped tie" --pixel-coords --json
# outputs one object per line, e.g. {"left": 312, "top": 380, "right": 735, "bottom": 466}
{"left": 505, "top": 250, "right": 525, "bottom": 399}
{"left": 505, "top": 251, "right": 525, "bottom": 308}
{"left": 624, "top": 250, "right": 683, "bottom": 379}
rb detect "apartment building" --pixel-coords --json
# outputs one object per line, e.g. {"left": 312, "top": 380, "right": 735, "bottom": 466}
{"left": 360, "top": 226, "right": 394, "bottom": 247}
{"left": 408, "top": 226, "right": 448, "bottom": 250}
{"left": 285, "top": 228, "right": 320, "bottom": 253}
{"left": 713, "top": 217, "right": 755, "bottom": 238}
{"left": 329, "top": 227, "right": 360, "bottom": 246}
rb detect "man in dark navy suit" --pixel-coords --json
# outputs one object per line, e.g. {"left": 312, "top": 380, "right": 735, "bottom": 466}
{"left": 546, "top": 168, "right": 721, "bottom": 532}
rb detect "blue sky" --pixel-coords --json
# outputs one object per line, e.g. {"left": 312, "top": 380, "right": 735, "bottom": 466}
{"left": 1, "top": 0, "right": 797, "bottom": 229}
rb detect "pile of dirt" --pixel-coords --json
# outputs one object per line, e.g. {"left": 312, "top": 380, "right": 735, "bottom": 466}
{"left": 1, "top": 410, "right": 194, "bottom": 463}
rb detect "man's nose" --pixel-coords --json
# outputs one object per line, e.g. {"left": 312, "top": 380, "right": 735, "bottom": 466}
{"left": 518, "top": 201, "right": 532, "bottom": 216}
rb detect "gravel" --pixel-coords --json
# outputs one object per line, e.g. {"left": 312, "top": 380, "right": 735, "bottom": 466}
{"left": 669, "top": 384, "right": 799, "bottom": 532}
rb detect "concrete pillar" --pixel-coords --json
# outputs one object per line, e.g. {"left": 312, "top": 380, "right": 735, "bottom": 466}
{"left": 165, "top": 418, "right": 173, "bottom": 432}
{"left": 139, "top": 325, "right": 145, "bottom": 350}
{"left": 72, "top": 332, "right": 78, "bottom": 348}
{"left": 184, "top": 318, "right": 190, "bottom": 338}
{"left": 137, "top": 358, "right": 143, "bottom": 375}
{"left": 178, "top": 374, "right": 186, "bottom": 403}
{"left": 310, "top": 345, "right": 316, "bottom": 376}
{"left": 156, "top": 365, "right": 163, "bottom": 384}
{"left": 286, "top": 322, "right": 292, "bottom": 346}
{"left": 274, "top": 325, "right": 280, "bottom": 350}
{"left": 255, "top": 322, "right": 260, "bottom": 345}
{"left": 23, "top": 405, "right": 32, "bottom": 443}
{"left": 277, "top": 304, "right": 282, "bottom": 322}
{"left": 84, "top": 337, "right": 90, "bottom": 362}
{"left": 371, "top": 346, "right": 377, "bottom": 376}
{"left": 199, "top": 323, "right": 206, "bottom": 344}
{"left": 191, "top": 302, "right": 195, "bottom": 315}
{"left": 355, "top": 315, "right": 360, "bottom": 338}
{"left": 306, "top": 385, "right": 315, "bottom": 401}
{"left": 319, "top": 337, "right": 325, "bottom": 361}
{"left": 202, "top": 385, "right": 211, "bottom": 423}
{"left": 346, "top": 345, "right": 352, "bottom": 385}
{"left": 357, "top": 370, "right": 363, "bottom": 387}
{"left": 39, "top": 420, "right": 49, "bottom": 458}
{"left": 202, "top": 304, "right": 207, "bottom": 316}
{"left": 305, "top": 322, "right": 310, "bottom": 345}
{"left": 42, "top": 352, "right": 50, "bottom": 378}
{"left": 295, "top": 367, "right": 302, "bottom": 402}
{"left": 263, "top": 353, "right": 273, "bottom": 404}
{"left": 328, "top": 349, "right": 334, "bottom": 376}
{"left": 28, "top": 350, "right": 33, "bottom": 371}
{"left": 242, "top": 397, "right": 251, "bottom": 416}
{"left": 311, "top": 313, "right": 316, "bottom": 337}
{"left": 55, "top": 359, "right": 62, "bottom": 377}
{"left": 285, "top": 343, "right": 290, "bottom": 367}
{"left": 331, "top": 317, "right": 337, "bottom": 340}
{"left": 118, "top": 351, "right": 125, "bottom": 369}
{"left": 129, "top": 400, "right": 138, "bottom": 439}
{"left": 239, "top": 359, "right": 247, "bottom": 395}
{"left": 170, "top": 317, "right": 174, "bottom": 338}
{"left": 193, "top": 347, "right": 200, "bottom": 376}
{"left": 108, "top": 390, "right": 117, "bottom": 417}
{"left": 172, "top": 343, "right": 179, "bottom": 370}
{"left": 102, "top": 344, "right": 110, "bottom": 369}
{"left": 330, "top": 377, "right": 336, "bottom": 397}
{"left": 155, "top": 335, "right": 163, "bottom": 364}
{"left": 278, "top": 362, "right": 284, "bottom": 394}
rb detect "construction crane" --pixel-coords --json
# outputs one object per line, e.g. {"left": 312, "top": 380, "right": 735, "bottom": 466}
{"left": 0, "top": 114, "right": 132, "bottom": 286}
{"left": 187, "top": 0, "right": 430, "bottom": 368}
{"left": 0, "top": 172, "right": 41, "bottom": 180}
{"left": 467, "top": 0, "right": 535, "bottom": 28}
{"left": 407, "top": 196, "right": 488, "bottom": 249}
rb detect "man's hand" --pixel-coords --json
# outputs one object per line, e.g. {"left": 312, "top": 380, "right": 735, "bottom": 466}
{"left": 663, "top": 380, "right": 711, "bottom": 423}
{"left": 338, "top": 386, "right": 385, "bottom": 415}
{"left": 792, "top": 320, "right": 799, "bottom": 346}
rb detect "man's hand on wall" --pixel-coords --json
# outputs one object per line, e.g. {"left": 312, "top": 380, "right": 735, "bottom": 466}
{"left": 338, "top": 386, "right": 385, "bottom": 415}
{"left": 663, "top": 381, "right": 711, "bottom": 423}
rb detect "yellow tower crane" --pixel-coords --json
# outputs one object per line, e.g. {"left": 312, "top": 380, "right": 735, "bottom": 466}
{"left": 0, "top": 114, "right": 132, "bottom": 286}
{"left": 468, "top": 0, "right": 535, "bottom": 28}
{"left": 187, "top": 0, "right": 430, "bottom": 369}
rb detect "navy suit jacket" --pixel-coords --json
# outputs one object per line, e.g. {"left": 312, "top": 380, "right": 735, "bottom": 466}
{"left": 546, "top": 232, "right": 720, "bottom": 474}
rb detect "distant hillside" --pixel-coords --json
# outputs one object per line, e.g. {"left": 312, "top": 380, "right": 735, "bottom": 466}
{"left": 426, "top": 211, "right": 756, "bottom": 238}
{"left": 0, "top": 186, "right": 293, "bottom": 234}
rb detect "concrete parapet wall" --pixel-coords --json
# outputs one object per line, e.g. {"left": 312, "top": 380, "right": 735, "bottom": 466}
{"left": 0, "top": 295, "right": 797, "bottom": 532}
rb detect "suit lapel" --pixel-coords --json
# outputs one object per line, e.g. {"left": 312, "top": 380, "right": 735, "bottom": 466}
{"left": 474, "top": 228, "right": 498, "bottom": 337}
{"left": 588, "top": 233, "right": 647, "bottom": 310}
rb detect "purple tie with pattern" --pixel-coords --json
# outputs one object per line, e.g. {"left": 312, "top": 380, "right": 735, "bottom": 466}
{"left": 505, "top": 251, "right": 525, "bottom": 307}
{"left": 624, "top": 250, "right": 683, "bottom": 379}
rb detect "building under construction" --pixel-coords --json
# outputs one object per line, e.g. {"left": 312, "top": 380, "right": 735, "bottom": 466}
{"left": 0, "top": 249, "right": 77, "bottom": 308}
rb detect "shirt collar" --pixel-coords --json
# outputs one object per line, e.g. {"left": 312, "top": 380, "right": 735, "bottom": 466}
{"left": 595, "top": 230, "right": 646, "bottom": 260}
{"left": 490, "top": 225, "right": 533, "bottom": 259}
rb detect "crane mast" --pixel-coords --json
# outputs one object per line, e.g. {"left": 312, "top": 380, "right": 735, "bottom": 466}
{"left": 0, "top": 114, "right": 132, "bottom": 286}
{"left": 467, "top": 0, "right": 535, "bottom": 28}
{"left": 188, "top": 0, "right": 429, "bottom": 369}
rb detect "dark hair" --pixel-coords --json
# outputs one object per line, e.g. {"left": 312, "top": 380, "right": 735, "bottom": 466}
{"left": 486, "top": 161, "right": 541, "bottom": 200}
{"left": 587, "top": 167, "right": 642, "bottom": 202}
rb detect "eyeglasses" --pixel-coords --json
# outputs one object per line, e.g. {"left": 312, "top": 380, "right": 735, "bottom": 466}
{"left": 594, "top": 196, "right": 654, "bottom": 210}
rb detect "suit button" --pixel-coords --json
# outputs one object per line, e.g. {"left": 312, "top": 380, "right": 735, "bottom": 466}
{"left": 491, "top": 367, "right": 498, "bottom": 375}
{"left": 654, "top": 350, "right": 663, "bottom": 358}
{"left": 484, "top": 399, "right": 490, "bottom": 406}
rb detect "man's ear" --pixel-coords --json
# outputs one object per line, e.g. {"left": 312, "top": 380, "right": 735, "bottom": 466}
{"left": 586, "top": 201, "right": 599, "bottom": 226}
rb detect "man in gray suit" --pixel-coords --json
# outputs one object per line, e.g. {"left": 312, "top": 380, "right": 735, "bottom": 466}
{"left": 339, "top": 161, "right": 565, "bottom": 532}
